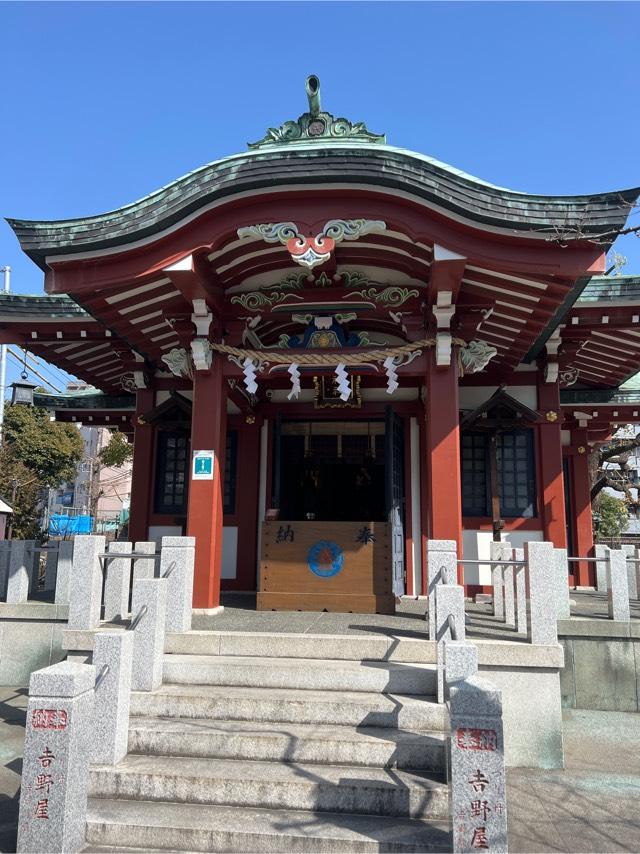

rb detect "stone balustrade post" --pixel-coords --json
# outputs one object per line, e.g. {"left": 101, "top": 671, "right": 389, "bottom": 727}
{"left": 513, "top": 548, "right": 527, "bottom": 636}
{"left": 17, "top": 661, "right": 95, "bottom": 853}
{"left": 621, "top": 544, "right": 638, "bottom": 600}
{"left": 103, "top": 541, "right": 133, "bottom": 622}
{"left": 7, "top": 540, "right": 31, "bottom": 604}
{"left": 525, "top": 541, "right": 557, "bottom": 645}
{"left": 133, "top": 541, "right": 156, "bottom": 582}
{"left": 28, "top": 542, "right": 40, "bottom": 595}
{"left": 448, "top": 675, "right": 508, "bottom": 853}
{"left": 130, "top": 578, "right": 168, "bottom": 692}
{"left": 435, "top": 581, "right": 465, "bottom": 703}
{"left": 44, "top": 548, "right": 58, "bottom": 593}
{"left": 427, "top": 539, "right": 458, "bottom": 640}
{"left": 595, "top": 543, "right": 608, "bottom": 592}
{"left": 68, "top": 535, "right": 106, "bottom": 630}
{"left": 554, "top": 548, "right": 570, "bottom": 620}
{"left": 490, "top": 541, "right": 506, "bottom": 620}
{"left": 0, "top": 540, "right": 10, "bottom": 599}
{"left": 54, "top": 541, "right": 74, "bottom": 606}
{"left": 92, "top": 630, "right": 134, "bottom": 764}
{"left": 502, "top": 546, "right": 515, "bottom": 628}
{"left": 160, "top": 536, "right": 195, "bottom": 633}
{"left": 607, "top": 548, "right": 630, "bottom": 622}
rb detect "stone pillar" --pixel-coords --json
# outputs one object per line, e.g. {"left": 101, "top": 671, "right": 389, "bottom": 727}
{"left": 133, "top": 541, "right": 157, "bottom": 582}
{"left": 595, "top": 543, "right": 608, "bottom": 592}
{"left": 503, "top": 548, "right": 515, "bottom": 629}
{"left": 537, "top": 378, "right": 567, "bottom": 549}
{"left": 103, "top": 541, "right": 132, "bottom": 622}
{"left": 54, "top": 541, "right": 73, "bottom": 606}
{"left": 435, "top": 581, "right": 466, "bottom": 703}
{"left": 128, "top": 389, "right": 155, "bottom": 543}
{"left": 426, "top": 350, "right": 463, "bottom": 563}
{"left": 449, "top": 677, "right": 508, "bottom": 854}
{"left": 7, "top": 540, "right": 31, "bottom": 604}
{"left": 27, "top": 542, "right": 39, "bottom": 595}
{"left": 68, "top": 535, "right": 106, "bottom": 630}
{"left": 0, "top": 539, "right": 11, "bottom": 599}
{"left": 17, "top": 661, "right": 95, "bottom": 853}
{"left": 607, "top": 548, "right": 630, "bottom": 622}
{"left": 621, "top": 544, "right": 638, "bottom": 600}
{"left": 160, "top": 536, "right": 195, "bottom": 633}
{"left": 130, "top": 578, "right": 167, "bottom": 692}
{"left": 427, "top": 539, "right": 458, "bottom": 640}
{"left": 92, "top": 630, "right": 134, "bottom": 765}
{"left": 514, "top": 548, "right": 527, "bottom": 636}
{"left": 525, "top": 541, "right": 557, "bottom": 645}
{"left": 187, "top": 357, "right": 227, "bottom": 610}
{"left": 44, "top": 548, "right": 58, "bottom": 593}
{"left": 490, "top": 541, "right": 505, "bottom": 620}
{"left": 554, "top": 547, "right": 570, "bottom": 620}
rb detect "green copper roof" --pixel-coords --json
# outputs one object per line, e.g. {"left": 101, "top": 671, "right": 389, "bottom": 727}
{"left": 34, "top": 390, "right": 134, "bottom": 410}
{"left": 576, "top": 275, "right": 640, "bottom": 303}
{"left": 0, "top": 293, "right": 90, "bottom": 317}
{"left": 6, "top": 76, "right": 639, "bottom": 270}
{"left": 561, "top": 388, "right": 640, "bottom": 406}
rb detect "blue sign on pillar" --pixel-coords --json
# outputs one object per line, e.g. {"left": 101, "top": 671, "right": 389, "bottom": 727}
{"left": 192, "top": 450, "right": 215, "bottom": 480}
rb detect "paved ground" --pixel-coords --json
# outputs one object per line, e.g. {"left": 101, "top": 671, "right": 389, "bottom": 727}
{"left": 1, "top": 683, "right": 639, "bottom": 853}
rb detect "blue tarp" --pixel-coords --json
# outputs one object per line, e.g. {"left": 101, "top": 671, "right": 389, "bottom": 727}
{"left": 48, "top": 514, "right": 93, "bottom": 536}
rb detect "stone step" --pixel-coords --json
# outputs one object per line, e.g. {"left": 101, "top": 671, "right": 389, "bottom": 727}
{"left": 163, "top": 654, "right": 437, "bottom": 695}
{"left": 85, "top": 798, "right": 452, "bottom": 853}
{"left": 130, "top": 684, "right": 446, "bottom": 731}
{"left": 127, "top": 716, "right": 447, "bottom": 771}
{"left": 165, "top": 630, "right": 434, "bottom": 664}
{"left": 89, "top": 755, "right": 449, "bottom": 819}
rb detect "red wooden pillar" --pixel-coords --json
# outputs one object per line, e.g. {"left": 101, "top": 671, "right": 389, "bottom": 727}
{"left": 187, "top": 356, "right": 227, "bottom": 609}
{"left": 537, "top": 376, "right": 567, "bottom": 548}
{"left": 128, "top": 388, "right": 155, "bottom": 543}
{"left": 569, "top": 430, "right": 594, "bottom": 586}
{"left": 426, "top": 347, "right": 463, "bottom": 570}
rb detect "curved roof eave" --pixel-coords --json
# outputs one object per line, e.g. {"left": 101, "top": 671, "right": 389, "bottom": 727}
{"left": 7, "top": 142, "right": 639, "bottom": 271}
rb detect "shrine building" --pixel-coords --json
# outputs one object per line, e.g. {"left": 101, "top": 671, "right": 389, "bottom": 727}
{"left": 3, "top": 76, "right": 640, "bottom": 612}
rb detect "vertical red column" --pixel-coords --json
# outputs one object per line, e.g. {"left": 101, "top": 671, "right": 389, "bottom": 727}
{"left": 128, "top": 388, "right": 155, "bottom": 543}
{"left": 537, "top": 376, "right": 567, "bottom": 548}
{"left": 426, "top": 348, "right": 463, "bottom": 571}
{"left": 187, "top": 356, "right": 227, "bottom": 609}
{"left": 570, "top": 430, "right": 594, "bottom": 586}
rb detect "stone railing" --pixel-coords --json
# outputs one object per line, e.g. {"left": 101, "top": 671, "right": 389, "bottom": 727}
{"left": 0, "top": 540, "right": 73, "bottom": 604}
{"left": 15, "top": 535, "right": 184, "bottom": 852}
{"left": 434, "top": 574, "right": 509, "bottom": 852}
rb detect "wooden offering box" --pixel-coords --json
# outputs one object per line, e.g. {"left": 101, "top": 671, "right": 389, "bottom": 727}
{"left": 258, "top": 520, "right": 395, "bottom": 614}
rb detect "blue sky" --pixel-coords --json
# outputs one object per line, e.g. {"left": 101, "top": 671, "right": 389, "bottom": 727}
{"left": 1, "top": 1, "right": 639, "bottom": 390}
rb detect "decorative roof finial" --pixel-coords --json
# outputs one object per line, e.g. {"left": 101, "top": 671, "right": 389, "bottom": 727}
{"left": 306, "top": 75, "right": 321, "bottom": 117}
{"left": 248, "top": 75, "right": 385, "bottom": 149}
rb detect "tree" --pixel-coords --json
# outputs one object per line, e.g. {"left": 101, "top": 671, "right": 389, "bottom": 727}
{"left": 0, "top": 404, "right": 84, "bottom": 537}
{"left": 591, "top": 428, "right": 640, "bottom": 516}
{"left": 593, "top": 492, "right": 629, "bottom": 539}
{"left": 98, "top": 431, "right": 133, "bottom": 468}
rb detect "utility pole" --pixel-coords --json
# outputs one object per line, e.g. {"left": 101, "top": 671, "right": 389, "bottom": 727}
{"left": 0, "top": 265, "right": 10, "bottom": 439}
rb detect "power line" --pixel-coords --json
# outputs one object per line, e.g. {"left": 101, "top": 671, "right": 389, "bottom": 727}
{"left": 7, "top": 349, "right": 62, "bottom": 393}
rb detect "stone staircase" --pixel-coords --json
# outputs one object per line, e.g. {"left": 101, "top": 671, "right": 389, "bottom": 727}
{"left": 85, "top": 632, "right": 452, "bottom": 852}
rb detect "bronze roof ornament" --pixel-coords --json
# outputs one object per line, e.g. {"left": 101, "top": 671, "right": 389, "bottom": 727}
{"left": 248, "top": 74, "right": 386, "bottom": 149}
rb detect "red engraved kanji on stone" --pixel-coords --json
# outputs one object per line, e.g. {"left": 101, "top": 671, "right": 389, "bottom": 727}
{"left": 471, "top": 800, "right": 492, "bottom": 821}
{"left": 471, "top": 826, "right": 489, "bottom": 849}
{"left": 34, "top": 799, "right": 49, "bottom": 820}
{"left": 32, "top": 709, "right": 68, "bottom": 730}
{"left": 468, "top": 769, "right": 490, "bottom": 793}
{"left": 456, "top": 728, "right": 497, "bottom": 751}
{"left": 37, "top": 747, "right": 55, "bottom": 768}
{"left": 35, "top": 774, "right": 54, "bottom": 795}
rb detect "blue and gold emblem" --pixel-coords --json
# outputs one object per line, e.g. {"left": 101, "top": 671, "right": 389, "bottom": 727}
{"left": 307, "top": 540, "right": 344, "bottom": 578}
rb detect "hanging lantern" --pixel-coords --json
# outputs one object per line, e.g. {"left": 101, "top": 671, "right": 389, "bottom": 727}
{"left": 10, "top": 380, "right": 38, "bottom": 406}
